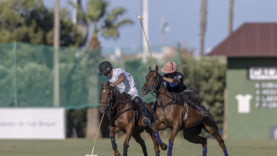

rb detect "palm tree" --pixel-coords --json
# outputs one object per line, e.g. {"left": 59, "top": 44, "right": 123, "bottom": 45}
{"left": 228, "top": 0, "right": 234, "bottom": 35}
{"left": 75, "top": 0, "right": 133, "bottom": 138}
{"left": 200, "top": 0, "right": 207, "bottom": 56}
{"left": 86, "top": 0, "right": 133, "bottom": 48}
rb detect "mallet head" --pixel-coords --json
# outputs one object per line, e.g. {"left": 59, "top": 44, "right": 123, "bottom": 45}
{"left": 136, "top": 15, "right": 144, "bottom": 21}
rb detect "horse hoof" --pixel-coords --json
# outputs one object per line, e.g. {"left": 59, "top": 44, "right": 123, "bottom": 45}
{"left": 161, "top": 143, "right": 167, "bottom": 150}
{"left": 115, "top": 151, "right": 121, "bottom": 156}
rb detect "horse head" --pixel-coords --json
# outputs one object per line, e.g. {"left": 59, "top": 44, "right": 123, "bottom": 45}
{"left": 141, "top": 65, "right": 163, "bottom": 95}
{"left": 99, "top": 81, "right": 115, "bottom": 113}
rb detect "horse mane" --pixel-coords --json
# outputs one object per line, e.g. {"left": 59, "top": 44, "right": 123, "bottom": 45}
{"left": 112, "top": 88, "right": 132, "bottom": 107}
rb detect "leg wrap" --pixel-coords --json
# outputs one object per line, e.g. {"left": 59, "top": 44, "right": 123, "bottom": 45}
{"left": 167, "top": 143, "right": 173, "bottom": 155}
{"left": 123, "top": 144, "right": 129, "bottom": 156}
{"left": 110, "top": 136, "right": 117, "bottom": 150}
{"left": 154, "top": 132, "right": 162, "bottom": 146}
{"left": 202, "top": 147, "right": 207, "bottom": 156}
{"left": 223, "top": 149, "right": 229, "bottom": 156}
{"left": 155, "top": 150, "right": 160, "bottom": 156}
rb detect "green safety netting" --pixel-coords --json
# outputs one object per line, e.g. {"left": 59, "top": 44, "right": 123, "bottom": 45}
{"left": 0, "top": 42, "right": 182, "bottom": 110}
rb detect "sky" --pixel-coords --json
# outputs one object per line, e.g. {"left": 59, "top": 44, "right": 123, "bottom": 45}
{"left": 44, "top": 0, "right": 277, "bottom": 54}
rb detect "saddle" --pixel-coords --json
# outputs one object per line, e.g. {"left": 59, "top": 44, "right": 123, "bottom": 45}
{"left": 176, "top": 89, "right": 201, "bottom": 108}
{"left": 179, "top": 89, "right": 209, "bottom": 116}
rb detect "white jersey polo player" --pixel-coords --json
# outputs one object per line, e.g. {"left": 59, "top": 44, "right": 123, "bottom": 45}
{"left": 99, "top": 61, "right": 151, "bottom": 126}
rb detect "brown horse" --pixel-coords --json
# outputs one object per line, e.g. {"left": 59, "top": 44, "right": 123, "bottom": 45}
{"left": 141, "top": 66, "right": 229, "bottom": 156}
{"left": 99, "top": 82, "right": 167, "bottom": 156}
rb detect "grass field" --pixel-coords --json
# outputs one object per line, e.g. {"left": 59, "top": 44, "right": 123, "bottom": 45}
{"left": 0, "top": 137, "right": 276, "bottom": 156}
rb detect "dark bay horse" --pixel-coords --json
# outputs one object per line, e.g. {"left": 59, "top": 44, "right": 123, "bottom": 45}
{"left": 141, "top": 66, "right": 229, "bottom": 156}
{"left": 99, "top": 82, "right": 167, "bottom": 156}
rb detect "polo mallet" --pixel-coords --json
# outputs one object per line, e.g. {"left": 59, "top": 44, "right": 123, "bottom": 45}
{"left": 85, "top": 113, "right": 105, "bottom": 156}
{"left": 137, "top": 15, "right": 156, "bottom": 67}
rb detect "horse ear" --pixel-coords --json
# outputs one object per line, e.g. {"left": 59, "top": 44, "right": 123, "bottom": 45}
{"left": 148, "top": 66, "right": 152, "bottom": 71}
{"left": 100, "top": 81, "right": 104, "bottom": 87}
{"left": 155, "top": 65, "right": 158, "bottom": 72}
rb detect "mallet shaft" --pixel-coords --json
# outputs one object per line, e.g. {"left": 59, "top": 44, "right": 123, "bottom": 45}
{"left": 137, "top": 16, "right": 156, "bottom": 67}
{"left": 91, "top": 113, "right": 105, "bottom": 155}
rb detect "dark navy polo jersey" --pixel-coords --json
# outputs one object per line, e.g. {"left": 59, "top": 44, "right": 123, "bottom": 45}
{"left": 164, "top": 72, "right": 187, "bottom": 93}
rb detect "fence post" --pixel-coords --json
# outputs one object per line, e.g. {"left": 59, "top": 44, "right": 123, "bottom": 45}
{"left": 53, "top": 0, "right": 60, "bottom": 107}
{"left": 13, "top": 41, "right": 18, "bottom": 106}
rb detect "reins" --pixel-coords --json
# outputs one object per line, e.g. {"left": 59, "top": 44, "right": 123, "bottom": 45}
{"left": 105, "top": 88, "right": 134, "bottom": 120}
{"left": 149, "top": 71, "right": 176, "bottom": 101}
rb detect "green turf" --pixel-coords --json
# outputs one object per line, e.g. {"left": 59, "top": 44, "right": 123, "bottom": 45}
{"left": 0, "top": 137, "right": 276, "bottom": 156}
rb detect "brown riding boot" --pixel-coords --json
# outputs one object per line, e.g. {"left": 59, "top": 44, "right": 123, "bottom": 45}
{"left": 133, "top": 97, "right": 151, "bottom": 127}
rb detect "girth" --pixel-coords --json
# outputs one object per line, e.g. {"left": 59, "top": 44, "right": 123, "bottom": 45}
{"left": 157, "top": 99, "right": 186, "bottom": 126}
{"left": 115, "top": 107, "right": 134, "bottom": 118}
{"left": 157, "top": 99, "right": 183, "bottom": 110}
{"left": 108, "top": 104, "right": 136, "bottom": 127}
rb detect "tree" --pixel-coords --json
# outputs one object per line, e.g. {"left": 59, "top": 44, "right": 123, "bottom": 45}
{"left": 182, "top": 57, "right": 226, "bottom": 129}
{"left": 228, "top": 0, "right": 234, "bottom": 35}
{"left": 0, "top": 0, "right": 82, "bottom": 46}
{"left": 76, "top": 0, "right": 133, "bottom": 138}
{"left": 200, "top": 0, "right": 207, "bottom": 56}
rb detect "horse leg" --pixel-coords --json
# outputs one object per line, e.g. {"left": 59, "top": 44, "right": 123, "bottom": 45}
{"left": 152, "top": 124, "right": 167, "bottom": 150}
{"left": 203, "top": 118, "right": 229, "bottom": 156}
{"left": 167, "top": 125, "right": 180, "bottom": 156}
{"left": 212, "top": 132, "right": 228, "bottom": 156}
{"left": 123, "top": 123, "right": 134, "bottom": 156}
{"left": 133, "top": 133, "right": 148, "bottom": 156}
{"left": 110, "top": 126, "right": 121, "bottom": 156}
{"left": 184, "top": 134, "right": 207, "bottom": 156}
{"left": 145, "top": 127, "right": 161, "bottom": 156}
{"left": 183, "top": 126, "right": 208, "bottom": 156}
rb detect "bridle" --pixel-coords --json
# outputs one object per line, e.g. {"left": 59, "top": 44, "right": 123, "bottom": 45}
{"left": 100, "top": 86, "right": 131, "bottom": 113}
{"left": 100, "top": 86, "right": 115, "bottom": 112}
{"left": 145, "top": 70, "right": 162, "bottom": 93}
{"left": 144, "top": 71, "right": 163, "bottom": 94}
{"left": 144, "top": 71, "right": 175, "bottom": 100}
{"left": 100, "top": 85, "right": 135, "bottom": 124}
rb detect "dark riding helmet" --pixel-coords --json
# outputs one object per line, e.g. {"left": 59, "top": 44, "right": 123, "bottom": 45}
{"left": 99, "top": 61, "right": 113, "bottom": 75}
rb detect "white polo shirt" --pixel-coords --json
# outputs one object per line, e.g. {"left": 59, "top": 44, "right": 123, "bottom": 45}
{"left": 108, "top": 68, "right": 139, "bottom": 99}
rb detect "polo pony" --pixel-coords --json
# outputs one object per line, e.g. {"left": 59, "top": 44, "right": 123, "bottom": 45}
{"left": 141, "top": 66, "right": 229, "bottom": 156}
{"left": 99, "top": 82, "right": 167, "bottom": 156}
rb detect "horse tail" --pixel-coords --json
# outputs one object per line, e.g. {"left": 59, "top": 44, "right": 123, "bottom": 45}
{"left": 202, "top": 112, "right": 219, "bottom": 131}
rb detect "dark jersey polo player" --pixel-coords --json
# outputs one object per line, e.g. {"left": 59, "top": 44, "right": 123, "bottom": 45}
{"left": 161, "top": 61, "right": 208, "bottom": 117}
{"left": 161, "top": 61, "right": 187, "bottom": 93}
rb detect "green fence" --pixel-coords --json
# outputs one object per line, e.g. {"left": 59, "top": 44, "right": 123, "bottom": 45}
{"left": 0, "top": 42, "right": 182, "bottom": 110}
